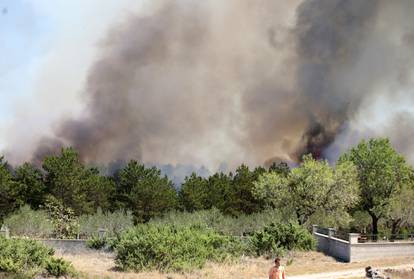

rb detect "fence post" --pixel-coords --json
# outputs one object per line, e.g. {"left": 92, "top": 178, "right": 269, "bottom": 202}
{"left": 312, "top": 225, "right": 318, "bottom": 235}
{"left": 0, "top": 225, "right": 10, "bottom": 239}
{"left": 349, "top": 233, "right": 360, "bottom": 244}
{"left": 328, "top": 228, "right": 335, "bottom": 238}
{"left": 98, "top": 228, "right": 106, "bottom": 239}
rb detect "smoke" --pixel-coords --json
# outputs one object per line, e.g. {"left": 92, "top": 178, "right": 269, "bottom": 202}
{"left": 5, "top": 0, "right": 414, "bottom": 169}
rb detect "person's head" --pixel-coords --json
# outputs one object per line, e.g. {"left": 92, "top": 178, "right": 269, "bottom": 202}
{"left": 274, "top": 257, "right": 281, "bottom": 267}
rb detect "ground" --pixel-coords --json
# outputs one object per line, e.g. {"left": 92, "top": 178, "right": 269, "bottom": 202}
{"left": 57, "top": 251, "right": 414, "bottom": 279}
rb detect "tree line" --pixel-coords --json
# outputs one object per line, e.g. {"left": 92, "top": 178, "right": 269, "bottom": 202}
{"left": 1, "top": 138, "right": 413, "bottom": 236}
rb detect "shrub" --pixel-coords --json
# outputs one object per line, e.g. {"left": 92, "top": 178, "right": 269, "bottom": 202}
{"left": 114, "top": 224, "right": 244, "bottom": 272}
{"left": 0, "top": 237, "right": 48, "bottom": 275}
{"left": 0, "top": 237, "right": 53, "bottom": 273}
{"left": 150, "top": 208, "right": 285, "bottom": 236}
{"left": 86, "top": 235, "right": 107, "bottom": 250}
{"left": 248, "top": 222, "right": 315, "bottom": 257}
{"left": 42, "top": 196, "right": 79, "bottom": 239}
{"left": 78, "top": 208, "right": 133, "bottom": 238}
{"left": 3, "top": 205, "right": 53, "bottom": 238}
{"left": 0, "top": 237, "right": 75, "bottom": 278}
{"left": 149, "top": 208, "right": 224, "bottom": 230}
{"left": 46, "top": 257, "right": 76, "bottom": 278}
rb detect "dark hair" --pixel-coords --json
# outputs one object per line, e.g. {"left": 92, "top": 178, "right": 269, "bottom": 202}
{"left": 274, "top": 257, "right": 281, "bottom": 263}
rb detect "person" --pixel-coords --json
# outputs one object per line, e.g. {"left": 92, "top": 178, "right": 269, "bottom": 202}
{"left": 268, "top": 257, "right": 285, "bottom": 279}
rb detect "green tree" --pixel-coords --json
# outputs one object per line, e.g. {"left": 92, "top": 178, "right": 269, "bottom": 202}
{"left": 42, "top": 195, "right": 79, "bottom": 238}
{"left": 117, "top": 161, "right": 178, "bottom": 222}
{"left": 13, "top": 163, "right": 47, "bottom": 209}
{"left": 386, "top": 184, "right": 414, "bottom": 237}
{"left": 83, "top": 168, "right": 115, "bottom": 212}
{"left": 178, "top": 173, "right": 208, "bottom": 211}
{"left": 43, "top": 147, "right": 114, "bottom": 215}
{"left": 229, "top": 165, "right": 266, "bottom": 215}
{"left": 339, "top": 138, "right": 412, "bottom": 235}
{"left": 253, "top": 155, "right": 359, "bottom": 226}
{"left": 204, "top": 172, "right": 233, "bottom": 214}
{"left": 0, "top": 156, "right": 19, "bottom": 220}
{"left": 268, "top": 161, "right": 290, "bottom": 177}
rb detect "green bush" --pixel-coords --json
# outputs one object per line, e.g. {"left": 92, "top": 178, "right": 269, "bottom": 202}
{"left": 42, "top": 196, "right": 79, "bottom": 239}
{"left": 114, "top": 224, "right": 244, "bottom": 272}
{"left": 78, "top": 208, "right": 133, "bottom": 238}
{"left": 46, "top": 257, "right": 76, "bottom": 278}
{"left": 86, "top": 235, "right": 107, "bottom": 250}
{"left": 150, "top": 208, "right": 285, "bottom": 236}
{"left": 0, "top": 237, "right": 53, "bottom": 273}
{"left": 248, "top": 222, "right": 315, "bottom": 257}
{"left": 0, "top": 237, "right": 75, "bottom": 278}
{"left": 3, "top": 205, "right": 53, "bottom": 238}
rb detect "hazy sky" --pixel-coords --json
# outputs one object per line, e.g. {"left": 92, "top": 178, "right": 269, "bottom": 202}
{"left": 0, "top": 0, "right": 139, "bottom": 152}
{"left": 1, "top": 0, "right": 414, "bottom": 170}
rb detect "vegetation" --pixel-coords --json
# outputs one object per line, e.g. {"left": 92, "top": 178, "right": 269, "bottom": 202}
{"left": 253, "top": 155, "right": 359, "bottom": 226}
{"left": 115, "top": 160, "right": 178, "bottom": 222}
{"left": 45, "top": 257, "right": 76, "bottom": 278}
{"left": 42, "top": 196, "right": 80, "bottom": 239}
{"left": 248, "top": 222, "right": 315, "bottom": 257}
{"left": 112, "top": 219, "right": 315, "bottom": 272}
{"left": 339, "top": 138, "right": 414, "bottom": 235}
{"left": 114, "top": 224, "right": 244, "bottom": 272}
{"left": 149, "top": 208, "right": 286, "bottom": 236}
{"left": 86, "top": 235, "right": 108, "bottom": 250}
{"left": 0, "top": 236, "right": 75, "bottom": 278}
{"left": 0, "top": 137, "right": 413, "bottom": 273}
{"left": 3, "top": 205, "right": 53, "bottom": 238}
{"left": 42, "top": 147, "right": 114, "bottom": 215}
{"left": 0, "top": 157, "right": 19, "bottom": 220}
{"left": 78, "top": 208, "right": 133, "bottom": 238}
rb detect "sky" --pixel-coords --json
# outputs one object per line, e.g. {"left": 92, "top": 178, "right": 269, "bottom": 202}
{"left": 0, "top": 0, "right": 139, "bottom": 153}
{"left": 1, "top": 0, "right": 414, "bottom": 171}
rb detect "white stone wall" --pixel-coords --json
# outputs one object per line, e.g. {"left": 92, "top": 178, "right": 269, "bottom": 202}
{"left": 350, "top": 242, "right": 414, "bottom": 262}
{"left": 313, "top": 232, "right": 350, "bottom": 262}
{"left": 313, "top": 227, "right": 414, "bottom": 262}
{"left": 40, "top": 239, "right": 88, "bottom": 254}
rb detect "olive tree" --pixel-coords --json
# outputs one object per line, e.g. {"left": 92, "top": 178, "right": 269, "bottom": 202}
{"left": 253, "top": 155, "right": 359, "bottom": 226}
{"left": 339, "top": 138, "right": 413, "bottom": 235}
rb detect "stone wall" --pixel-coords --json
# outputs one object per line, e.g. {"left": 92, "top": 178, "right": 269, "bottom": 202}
{"left": 350, "top": 241, "right": 414, "bottom": 262}
{"left": 40, "top": 239, "right": 88, "bottom": 254}
{"left": 313, "top": 226, "right": 414, "bottom": 262}
{"left": 313, "top": 230, "right": 350, "bottom": 262}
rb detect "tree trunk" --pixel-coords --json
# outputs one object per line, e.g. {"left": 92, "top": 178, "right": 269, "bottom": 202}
{"left": 296, "top": 209, "right": 303, "bottom": 225}
{"left": 390, "top": 218, "right": 402, "bottom": 240}
{"left": 369, "top": 212, "right": 379, "bottom": 240}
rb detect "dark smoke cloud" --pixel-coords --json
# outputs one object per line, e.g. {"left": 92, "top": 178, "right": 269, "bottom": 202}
{"left": 12, "top": 0, "right": 414, "bottom": 169}
{"left": 291, "top": 0, "right": 379, "bottom": 160}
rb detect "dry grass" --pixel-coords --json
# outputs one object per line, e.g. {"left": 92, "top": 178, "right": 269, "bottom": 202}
{"left": 58, "top": 251, "right": 414, "bottom": 279}
{"left": 384, "top": 269, "right": 414, "bottom": 279}
{"left": 284, "top": 252, "right": 414, "bottom": 276}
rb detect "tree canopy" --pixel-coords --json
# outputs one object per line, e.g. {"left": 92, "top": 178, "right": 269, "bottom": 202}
{"left": 0, "top": 137, "right": 413, "bottom": 235}
{"left": 43, "top": 148, "right": 115, "bottom": 214}
{"left": 253, "top": 155, "right": 359, "bottom": 226}
{"left": 116, "top": 160, "right": 178, "bottom": 222}
{"left": 0, "top": 157, "right": 18, "bottom": 220}
{"left": 339, "top": 138, "right": 413, "bottom": 235}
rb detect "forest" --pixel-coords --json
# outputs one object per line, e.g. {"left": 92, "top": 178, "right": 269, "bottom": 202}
{"left": 1, "top": 138, "right": 414, "bottom": 277}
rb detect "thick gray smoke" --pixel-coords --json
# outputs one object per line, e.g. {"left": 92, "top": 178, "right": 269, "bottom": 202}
{"left": 20, "top": 0, "right": 414, "bottom": 168}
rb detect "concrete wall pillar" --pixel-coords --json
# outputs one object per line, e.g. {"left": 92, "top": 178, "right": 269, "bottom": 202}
{"left": 348, "top": 233, "right": 359, "bottom": 262}
{"left": 0, "top": 225, "right": 9, "bottom": 239}
{"left": 312, "top": 225, "right": 318, "bottom": 235}
{"left": 98, "top": 228, "right": 106, "bottom": 239}
{"left": 349, "top": 233, "right": 360, "bottom": 244}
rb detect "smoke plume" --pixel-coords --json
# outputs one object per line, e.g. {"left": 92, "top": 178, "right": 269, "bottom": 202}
{"left": 5, "top": 0, "right": 414, "bottom": 170}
